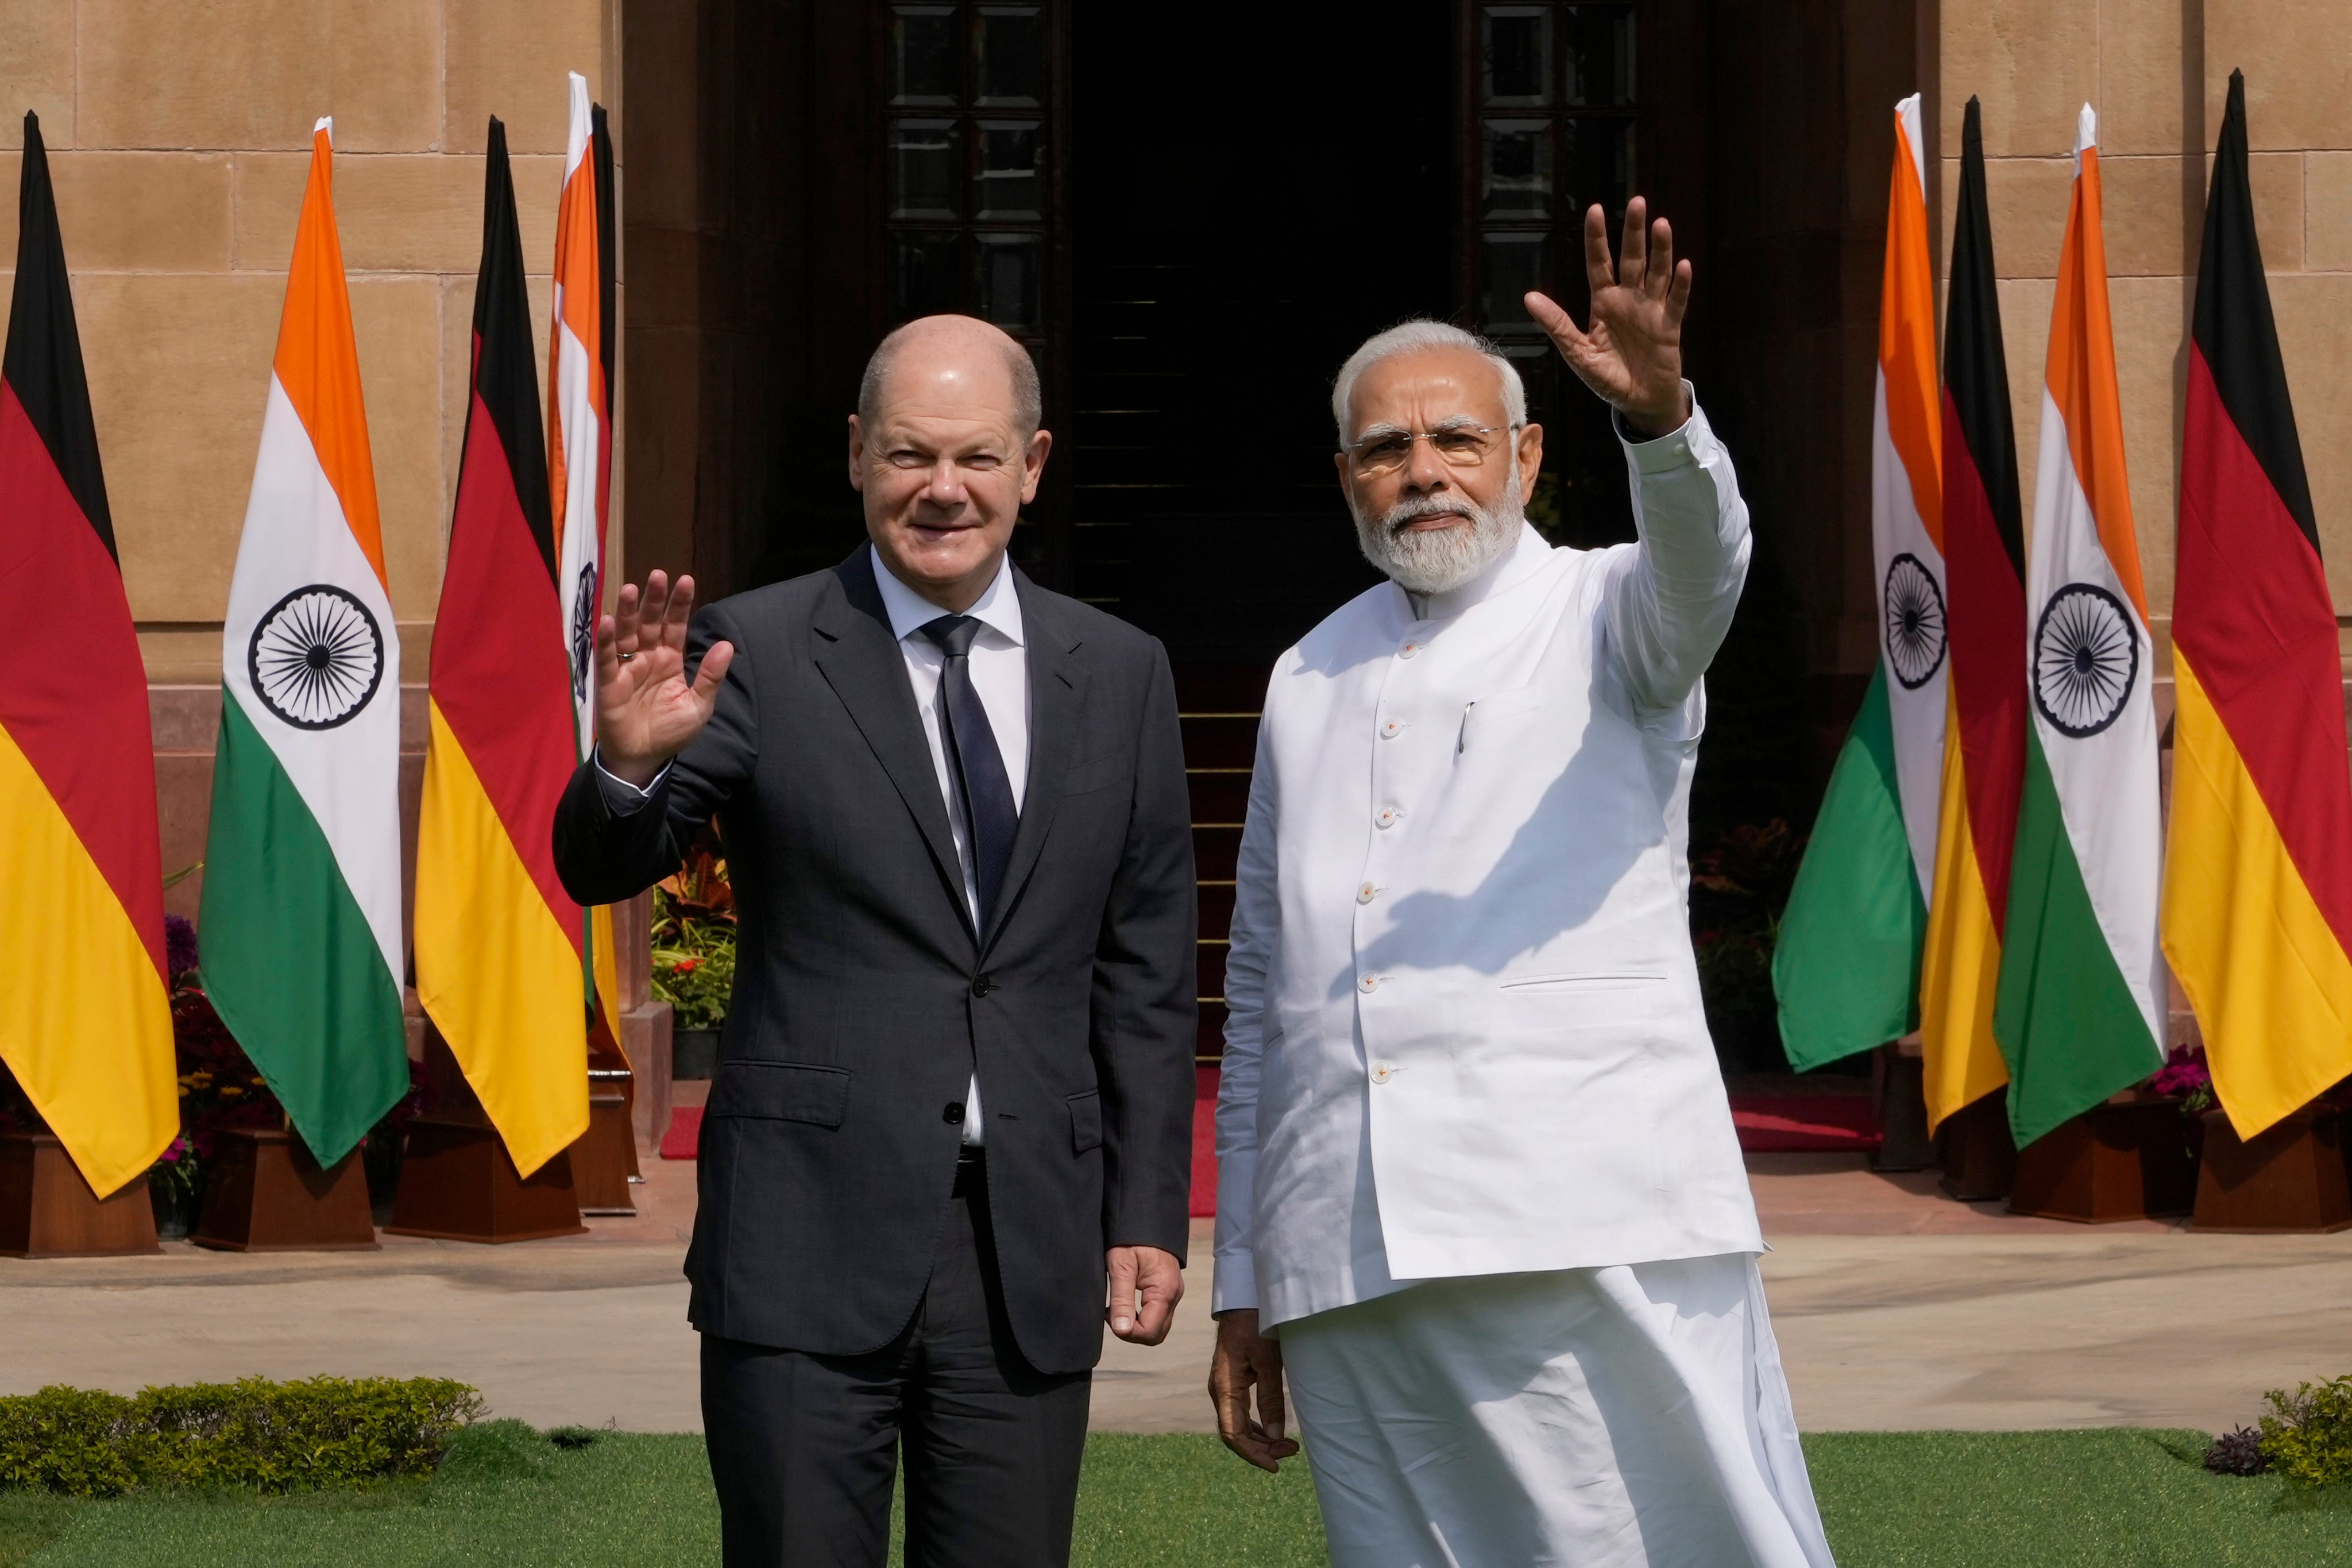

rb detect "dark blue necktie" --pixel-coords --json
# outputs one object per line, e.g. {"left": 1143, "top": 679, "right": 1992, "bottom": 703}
{"left": 917, "top": 615, "right": 1019, "bottom": 930}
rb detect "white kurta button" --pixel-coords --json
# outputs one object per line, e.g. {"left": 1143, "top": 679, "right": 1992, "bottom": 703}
{"left": 1399, "top": 641, "right": 1420, "bottom": 659}
{"left": 1358, "top": 974, "right": 1380, "bottom": 992}
{"left": 1375, "top": 806, "right": 1399, "bottom": 828}
{"left": 1371, "top": 1060, "right": 1395, "bottom": 1083}
{"left": 1357, "top": 882, "right": 1378, "bottom": 904}
{"left": 1380, "top": 718, "right": 1403, "bottom": 738}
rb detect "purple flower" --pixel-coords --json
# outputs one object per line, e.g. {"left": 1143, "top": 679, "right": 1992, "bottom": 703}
{"left": 165, "top": 915, "right": 199, "bottom": 981}
{"left": 2151, "top": 1044, "right": 2213, "bottom": 1099}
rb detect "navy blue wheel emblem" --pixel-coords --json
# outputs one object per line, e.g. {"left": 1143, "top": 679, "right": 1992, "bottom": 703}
{"left": 2033, "top": 582, "right": 2138, "bottom": 738}
{"left": 1883, "top": 553, "right": 1947, "bottom": 690}
{"left": 571, "top": 563, "right": 598, "bottom": 702}
{"left": 248, "top": 584, "right": 384, "bottom": 731}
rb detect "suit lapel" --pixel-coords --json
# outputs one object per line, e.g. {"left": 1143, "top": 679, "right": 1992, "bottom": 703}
{"left": 986, "top": 571, "right": 1086, "bottom": 954}
{"left": 811, "top": 550, "right": 975, "bottom": 942}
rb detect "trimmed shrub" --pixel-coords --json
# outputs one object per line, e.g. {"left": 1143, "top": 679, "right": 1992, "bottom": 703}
{"left": 2204, "top": 1424, "right": 2269, "bottom": 1477}
{"left": 0, "top": 1377, "right": 483, "bottom": 1497}
{"left": 2259, "top": 1376, "right": 2352, "bottom": 1488}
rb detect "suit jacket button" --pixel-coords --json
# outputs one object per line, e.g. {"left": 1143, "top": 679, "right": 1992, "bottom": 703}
{"left": 944, "top": 1102, "right": 966, "bottom": 1125}
{"left": 972, "top": 974, "right": 994, "bottom": 997}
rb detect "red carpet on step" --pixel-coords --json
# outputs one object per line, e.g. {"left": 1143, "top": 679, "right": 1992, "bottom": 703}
{"left": 661, "top": 1106, "right": 703, "bottom": 1161}
{"left": 663, "top": 1068, "right": 1224, "bottom": 1219}
{"left": 1729, "top": 1094, "right": 1880, "bottom": 1153}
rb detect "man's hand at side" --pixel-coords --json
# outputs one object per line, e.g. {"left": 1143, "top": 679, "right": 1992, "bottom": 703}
{"left": 1106, "top": 1245, "right": 1183, "bottom": 1345}
{"left": 594, "top": 570, "right": 735, "bottom": 787}
{"left": 1210, "top": 1309, "right": 1300, "bottom": 1473}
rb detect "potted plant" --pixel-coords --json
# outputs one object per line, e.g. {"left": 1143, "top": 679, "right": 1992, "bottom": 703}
{"left": 154, "top": 914, "right": 286, "bottom": 1237}
{"left": 653, "top": 846, "right": 736, "bottom": 1080}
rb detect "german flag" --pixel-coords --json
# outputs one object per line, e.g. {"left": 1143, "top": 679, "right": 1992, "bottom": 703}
{"left": 2162, "top": 70, "right": 2352, "bottom": 1138}
{"left": 1917, "top": 99, "right": 2029, "bottom": 1130}
{"left": 0, "top": 112, "right": 177, "bottom": 1196}
{"left": 412, "top": 121, "right": 589, "bottom": 1177}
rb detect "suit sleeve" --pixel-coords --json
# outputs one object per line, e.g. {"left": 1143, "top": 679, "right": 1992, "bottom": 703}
{"left": 1596, "top": 387, "right": 1752, "bottom": 719}
{"left": 1209, "top": 697, "right": 1279, "bottom": 1315}
{"left": 1091, "top": 638, "right": 1199, "bottom": 1262}
{"left": 552, "top": 603, "right": 760, "bottom": 906}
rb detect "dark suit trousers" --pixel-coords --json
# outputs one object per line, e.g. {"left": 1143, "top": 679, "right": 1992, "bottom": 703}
{"left": 700, "top": 1157, "right": 1092, "bottom": 1567}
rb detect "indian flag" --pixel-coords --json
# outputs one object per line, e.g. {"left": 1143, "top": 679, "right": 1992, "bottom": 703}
{"left": 1773, "top": 94, "right": 1944, "bottom": 1067}
{"left": 1994, "top": 105, "right": 2165, "bottom": 1146}
{"left": 547, "top": 74, "right": 628, "bottom": 1042}
{"left": 198, "top": 119, "right": 408, "bottom": 1167}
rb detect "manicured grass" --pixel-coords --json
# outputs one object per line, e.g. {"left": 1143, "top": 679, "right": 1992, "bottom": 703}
{"left": 1805, "top": 1429, "right": 2352, "bottom": 1567}
{"left": 2, "top": 1423, "right": 2345, "bottom": 1566}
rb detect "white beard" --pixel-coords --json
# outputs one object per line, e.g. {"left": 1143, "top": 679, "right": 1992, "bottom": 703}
{"left": 1351, "top": 461, "right": 1526, "bottom": 595}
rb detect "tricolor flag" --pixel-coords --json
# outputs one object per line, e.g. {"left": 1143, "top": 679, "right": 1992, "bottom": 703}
{"left": 198, "top": 119, "right": 408, "bottom": 1167}
{"left": 414, "top": 121, "right": 588, "bottom": 1177}
{"left": 548, "top": 75, "right": 628, "bottom": 1046}
{"left": 1918, "top": 99, "right": 2030, "bottom": 1131}
{"left": 2163, "top": 71, "right": 2352, "bottom": 1138}
{"left": 1773, "top": 94, "right": 1943, "bottom": 1067}
{"left": 550, "top": 72, "right": 607, "bottom": 767}
{"left": 1994, "top": 105, "right": 2165, "bottom": 1146}
{"left": 0, "top": 112, "right": 177, "bottom": 1198}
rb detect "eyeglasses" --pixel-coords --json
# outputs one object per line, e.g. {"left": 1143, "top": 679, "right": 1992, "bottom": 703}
{"left": 1345, "top": 423, "right": 1521, "bottom": 475}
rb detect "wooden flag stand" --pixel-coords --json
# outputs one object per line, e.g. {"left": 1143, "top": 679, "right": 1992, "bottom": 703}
{"left": 1937, "top": 1090, "right": 2017, "bottom": 1202}
{"left": 191, "top": 1126, "right": 378, "bottom": 1251}
{"left": 0, "top": 1133, "right": 160, "bottom": 1257}
{"left": 2191, "top": 1103, "right": 2352, "bottom": 1233}
{"left": 571, "top": 1042, "right": 640, "bottom": 1217}
{"left": 1870, "top": 1038, "right": 1937, "bottom": 1172}
{"left": 384, "top": 1024, "right": 586, "bottom": 1243}
{"left": 2008, "top": 1096, "right": 2199, "bottom": 1223}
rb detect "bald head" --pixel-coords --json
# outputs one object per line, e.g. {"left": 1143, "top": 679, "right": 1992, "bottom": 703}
{"left": 858, "top": 315, "right": 1042, "bottom": 439}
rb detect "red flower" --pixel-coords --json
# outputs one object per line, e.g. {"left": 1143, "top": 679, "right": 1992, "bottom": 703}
{"left": 672, "top": 957, "right": 700, "bottom": 975}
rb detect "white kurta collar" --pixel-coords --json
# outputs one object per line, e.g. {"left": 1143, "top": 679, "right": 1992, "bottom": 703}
{"left": 870, "top": 543, "right": 1026, "bottom": 648}
{"left": 1397, "top": 523, "right": 1555, "bottom": 623}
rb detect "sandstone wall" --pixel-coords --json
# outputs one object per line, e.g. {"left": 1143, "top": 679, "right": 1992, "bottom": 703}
{"left": 1937, "top": 0, "right": 2352, "bottom": 673}
{"left": 0, "top": 0, "right": 617, "bottom": 921}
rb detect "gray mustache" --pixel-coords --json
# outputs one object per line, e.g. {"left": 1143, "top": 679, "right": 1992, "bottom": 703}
{"left": 1382, "top": 500, "right": 1480, "bottom": 532}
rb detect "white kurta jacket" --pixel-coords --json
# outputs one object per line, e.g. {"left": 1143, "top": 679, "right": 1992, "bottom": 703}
{"left": 1214, "top": 397, "right": 1765, "bottom": 1330}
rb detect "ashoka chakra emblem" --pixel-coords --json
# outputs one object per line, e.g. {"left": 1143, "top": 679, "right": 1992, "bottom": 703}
{"left": 2033, "top": 582, "right": 2139, "bottom": 739}
{"left": 570, "top": 563, "right": 598, "bottom": 703}
{"left": 247, "top": 584, "right": 385, "bottom": 731}
{"left": 1883, "top": 553, "right": 1948, "bottom": 690}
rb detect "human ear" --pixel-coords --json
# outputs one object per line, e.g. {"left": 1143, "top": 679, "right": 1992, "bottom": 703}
{"left": 1019, "top": 428, "right": 1053, "bottom": 504}
{"left": 847, "top": 415, "right": 867, "bottom": 493}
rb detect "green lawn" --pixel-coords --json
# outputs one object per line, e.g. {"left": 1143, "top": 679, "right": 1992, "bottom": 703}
{"left": 2, "top": 1423, "right": 2346, "bottom": 1566}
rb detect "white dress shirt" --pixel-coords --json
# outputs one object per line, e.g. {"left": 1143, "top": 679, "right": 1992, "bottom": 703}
{"left": 596, "top": 545, "right": 1030, "bottom": 1148}
{"left": 1214, "top": 393, "right": 1764, "bottom": 1328}
{"left": 867, "top": 546, "right": 1030, "bottom": 1146}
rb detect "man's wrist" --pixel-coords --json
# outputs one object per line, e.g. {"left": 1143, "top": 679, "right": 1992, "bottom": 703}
{"left": 600, "top": 748, "right": 669, "bottom": 790}
{"left": 1620, "top": 389, "right": 1690, "bottom": 441}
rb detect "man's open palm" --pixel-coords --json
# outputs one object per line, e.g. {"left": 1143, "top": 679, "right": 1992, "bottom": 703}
{"left": 594, "top": 570, "right": 735, "bottom": 787}
{"left": 1526, "top": 197, "right": 1691, "bottom": 437}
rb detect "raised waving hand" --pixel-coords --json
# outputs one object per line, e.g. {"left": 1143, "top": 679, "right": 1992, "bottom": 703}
{"left": 593, "top": 570, "right": 735, "bottom": 788}
{"left": 1525, "top": 196, "right": 1691, "bottom": 438}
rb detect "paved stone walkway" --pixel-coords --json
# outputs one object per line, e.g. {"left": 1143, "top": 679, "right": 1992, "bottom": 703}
{"left": 5, "top": 1151, "right": 2347, "bottom": 1436}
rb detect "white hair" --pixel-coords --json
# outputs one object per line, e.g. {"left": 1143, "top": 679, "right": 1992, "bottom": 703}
{"left": 1330, "top": 319, "right": 1527, "bottom": 445}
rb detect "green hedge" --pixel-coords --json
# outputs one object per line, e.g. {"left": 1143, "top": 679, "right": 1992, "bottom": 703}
{"left": 0, "top": 1377, "right": 484, "bottom": 1497}
{"left": 2260, "top": 1374, "right": 2352, "bottom": 1488}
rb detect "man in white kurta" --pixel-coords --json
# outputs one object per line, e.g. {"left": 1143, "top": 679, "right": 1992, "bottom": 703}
{"left": 1210, "top": 203, "right": 1835, "bottom": 1567}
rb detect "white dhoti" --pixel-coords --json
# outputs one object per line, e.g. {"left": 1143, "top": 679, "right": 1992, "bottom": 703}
{"left": 1279, "top": 1253, "right": 1835, "bottom": 1568}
